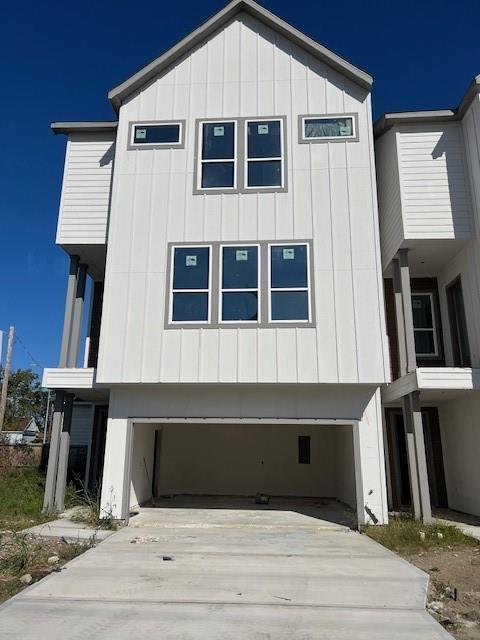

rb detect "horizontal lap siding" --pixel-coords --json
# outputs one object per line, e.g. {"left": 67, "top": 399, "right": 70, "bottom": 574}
{"left": 397, "top": 124, "right": 472, "bottom": 239}
{"left": 56, "top": 133, "right": 115, "bottom": 245}
{"left": 97, "top": 13, "right": 387, "bottom": 385}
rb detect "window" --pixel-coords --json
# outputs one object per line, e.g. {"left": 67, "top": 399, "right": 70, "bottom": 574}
{"left": 220, "top": 245, "right": 259, "bottom": 322}
{"left": 245, "top": 119, "right": 283, "bottom": 188}
{"left": 269, "top": 244, "right": 310, "bottom": 322}
{"left": 129, "top": 121, "right": 184, "bottom": 148}
{"left": 170, "top": 246, "right": 211, "bottom": 323}
{"left": 411, "top": 293, "right": 438, "bottom": 357}
{"left": 198, "top": 121, "right": 236, "bottom": 189}
{"left": 447, "top": 277, "right": 471, "bottom": 367}
{"left": 298, "top": 436, "right": 310, "bottom": 464}
{"left": 299, "top": 114, "right": 357, "bottom": 142}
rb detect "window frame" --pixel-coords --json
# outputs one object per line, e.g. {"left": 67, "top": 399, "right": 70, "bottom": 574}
{"left": 268, "top": 242, "right": 311, "bottom": 324}
{"left": 219, "top": 244, "right": 261, "bottom": 325}
{"left": 128, "top": 120, "right": 185, "bottom": 149}
{"left": 196, "top": 119, "right": 237, "bottom": 192}
{"left": 411, "top": 291, "right": 439, "bottom": 358}
{"left": 168, "top": 245, "right": 212, "bottom": 325}
{"left": 244, "top": 117, "right": 285, "bottom": 191}
{"left": 298, "top": 113, "right": 358, "bottom": 144}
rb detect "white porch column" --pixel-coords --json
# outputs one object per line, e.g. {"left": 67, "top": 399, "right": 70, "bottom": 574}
{"left": 100, "top": 417, "right": 132, "bottom": 521}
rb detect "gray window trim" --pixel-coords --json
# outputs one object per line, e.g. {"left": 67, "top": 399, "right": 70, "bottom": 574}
{"left": 168, "top": 244, "right": 213, "bottom": 325}
{"left": 165, "top": 240, "right": 315, "bottom": 329}
{"left": 127, "top": 120, "right": 186, "bottom": 149}
{"left": 193, "top": 116, "right": 288, "bottom": 195}
{"left": 298, "top": 113, "right": 359, "bottom": 144}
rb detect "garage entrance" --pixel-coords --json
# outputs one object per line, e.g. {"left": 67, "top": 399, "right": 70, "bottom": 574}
{"left": 129, "top": 422, "right": 357, "bottom": 516}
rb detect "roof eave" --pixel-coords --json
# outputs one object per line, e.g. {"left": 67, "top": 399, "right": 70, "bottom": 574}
{"left": 51, "top": 121, "right": 118, "bottom": 135}
{"left": 108, "top": 0, "right": 372, "bottom": 112}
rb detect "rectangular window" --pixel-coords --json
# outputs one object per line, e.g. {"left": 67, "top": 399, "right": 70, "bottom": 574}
{"left": 199, "top": 121, "right": 236, "bottom": 189}
{"left": 269, "top": 244, "right": 310, "bottom": 322}
{"left": 411, "top": 293, "right": 438, "bottom": 357}
{"left": 170, "top": 246, "right": 211, "bottom": 323}
{"left": 300, "top": 115, "right": 356, "bottom": 141}
{"left": 130, "top": 122, "right": 183, "bottom": 147}
{"left": 220, "top": 245, "right": 259, "bottom": 323}
{"left": 246, "top": 119, "right": 283, "bottom": 188}
{"left": 298, "top": 436, "right": 310, "bottom": 464}
{"left": 447, "top": 277, "right": 471, "bottom": 367}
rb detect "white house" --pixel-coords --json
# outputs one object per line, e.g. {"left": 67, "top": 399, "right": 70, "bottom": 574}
{"left": 375, "top": 75, "right": 480, "bottom": 519}
{"left": 42, "top": 0, "right": 390, "bottom": 525}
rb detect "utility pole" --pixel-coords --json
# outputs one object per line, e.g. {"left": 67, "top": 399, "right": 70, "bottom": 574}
{"left": 0, "top": 326, "right": 15, "bottom": 432}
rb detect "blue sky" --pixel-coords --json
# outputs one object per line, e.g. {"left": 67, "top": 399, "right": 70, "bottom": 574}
{"left": 0, "top": 0, "right": 479, "bottom": 375}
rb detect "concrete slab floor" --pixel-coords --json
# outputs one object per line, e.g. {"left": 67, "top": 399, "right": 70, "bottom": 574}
{"left": 0, "top": 497, "right": 453, "bottom": 639}
{"left": 22, "top": 510, "right": 114, "bottom": 542}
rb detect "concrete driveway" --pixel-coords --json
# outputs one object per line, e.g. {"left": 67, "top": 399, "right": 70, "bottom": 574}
{"left": 0, "top": 497, "right": 452, "bottom": 639}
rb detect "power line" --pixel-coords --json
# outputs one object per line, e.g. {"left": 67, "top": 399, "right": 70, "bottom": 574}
{"left": 12, "top": 333, "right": 44, "bottom": 370}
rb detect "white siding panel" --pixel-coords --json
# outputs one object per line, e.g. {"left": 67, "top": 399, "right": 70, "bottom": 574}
{"left": 56, "top": 132, "right": 115, "bottom": 246}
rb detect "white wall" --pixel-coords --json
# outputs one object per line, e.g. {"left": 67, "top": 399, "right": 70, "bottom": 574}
{"left": 130, "top": 423, "right": 155, "bottom": 508}
{"left": 438, "top": 393, "right": 480, "bottom": 516}
{"left": 97, "top": 11, "right": 388, "bottom": 386}
{"left": 56, "top": 132, "right": 115, "bottom": 246}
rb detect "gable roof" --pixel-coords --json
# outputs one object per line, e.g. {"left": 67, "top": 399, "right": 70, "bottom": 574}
{"left": 108, "top": 0, "right": 372, "bottom": 112}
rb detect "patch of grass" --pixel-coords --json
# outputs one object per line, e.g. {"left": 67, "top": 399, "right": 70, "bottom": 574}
{"left": 363, "top": 513, "right": 479, "bottom": 554}
{"left": 0, "top": 468, "right": 52, "bottom": 531}
{"left": 68, "top": 482, "right": 117, "bottom": 531}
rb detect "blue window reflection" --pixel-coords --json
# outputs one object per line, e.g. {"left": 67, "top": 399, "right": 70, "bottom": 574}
{"left": 247, "top": 161, "right": 282, "bottom": 187}
{"left": 201, "top": 162, "right": 234, "bottom": 188}
{"left": 271, "top": 291, "right": 308, "bottom": 321}
{"left": 222, "top": 246, "right": 258, "bottom": 289}
{"left": 134, "top": 124, "right": 180, "bottom": 144}
{"left": 247, "top": 121, "right": 281, "bottom": 158}
{"left": 202, "top": 122, "right": 235, "bottom": 160}
{"left": 172, "top": 292, "right": 208, "bottom": 322}
{"left": 222, "top": 292, "right": 258, "bottom": 321}
{"left": 271, "top": 245, "right": 307, "bottom": 288}
{"left": 173, "top": 247, "right": 210, "bottom": 290}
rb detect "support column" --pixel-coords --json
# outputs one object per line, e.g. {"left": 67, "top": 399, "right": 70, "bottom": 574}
{"left": 392, "top": 250, "right": 416, "bottom": 377}
{"left": 43, "top": 391, "right": 65, "bottom": 513}
{"left": 100, "top": 416, "right": 132, "bottom": 521}
{"left": 402, "top": 391, "right": 432, "bottom": 523}
{"left": 59, "top": 256, "right": 79, "bottom": 368}
{"left": 54, "top": 393, "right": 74, "bottom": 512}
{"left": 68, "top": 263, "right": 87, "bottom": 367}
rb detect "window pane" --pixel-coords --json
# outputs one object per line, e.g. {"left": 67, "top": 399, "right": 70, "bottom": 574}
{"left": 247, "top": 120, "right": 281, "bottom": 158}
{"left": 412, "top": 295, "right": 433, "bottom": 329}
{"left": 271, "top": 245, "right": 308, "bottom": 288}
{"left": 134, "top": 124, "right": 180, "bottom": 144}
{"left": 222, "top": 246, "right": 258, "bottom": 289}
{"left": 202, "top": 122, "right": 235, "bottom": 159}
{"left": 222, "top": 292, "right": 258, "bottom": 321}
{"left": 247, "top": 160, "right": 282, "bottom": 187}
{"left": 271, "top": 291, "right": 309, "bottom": 321}
{"left": 173, "top": 247, "right": 209, "bottom": 289}
{"left": 201, "top": 162, "right": 234, "bottom": 188}
{"left": 172, "top": 292, "right": 208, "bottom": 322}
{"left": 304, "top": 117, "right": 354, "bottom": 139}
{"left": 414, "top": 330, "right": 435, "bottom": 355}
{"left": 298, "top": 436, "right": 310, "bottom": 464}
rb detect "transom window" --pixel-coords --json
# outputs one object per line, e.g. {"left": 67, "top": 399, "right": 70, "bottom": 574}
{"left": 246, "top": 119, "right": 284, "bottom": 188}
{"left": 300, "top": 114, "right": 357, "bottom": 142}
{"left": 130, "top": 121, "right": 184, "bottom": 148}
{"left": 411, "top": 293, "right": 438, "bottom": 357}
{"left": 269, "top": 244, "right": 310, "bottom": 322}
{"left": 220, "top": 245, "right": 259, "bottom": 323}
{"left": 170, "top": 246, "right": 211, "bottom": 323}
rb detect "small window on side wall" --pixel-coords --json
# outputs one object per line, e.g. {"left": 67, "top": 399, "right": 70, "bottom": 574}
{"left": 170, "top": 246, "right": 211, "bottom": 324}
{"left": 130, "top": 121, "right": 184, "bottom": 148}
{"left": 269, "top": 244, "right": 310, "bottom": 322}
{"left": 299, "top": 114, "right": 357, "bottom": 142}
{"left": 298, "top": 436, "right": 310, "bottom": 464}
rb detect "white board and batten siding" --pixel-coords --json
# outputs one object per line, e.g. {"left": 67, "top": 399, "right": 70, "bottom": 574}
{"left": 97, "top": 12, "right": 389, "bottom": 386}
{"left": 56, "top": 132, "right": 115, "bottom": 246}
{"left": 376, "top": 122, "right": 473, "bottom": 268}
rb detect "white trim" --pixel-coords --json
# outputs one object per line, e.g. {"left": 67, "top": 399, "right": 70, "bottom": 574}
{"left": 168, "top": 245, "right": 212, "bottom": 325}
{"left": 197, "top": 120, "right": 237, "bottom": 192}
{"left": 219, "top": 244, "right": 261, "bottom": 324}
{"left": 244, "top": 118, "right": 284, "bottom": 190}
{"left": 129, "top": 417, "right": 357, "bottom": 425}
{"left": 268, "top": 243, "right": 311, "bottom": 323}
{"left": 301, "top": 114, "right": 356, "bottom": 141}
{"left": 411, "top": 292, "right": 439, "bottom": 357}
{"left": 130, "top": 121, "right": 183, "bottom": 147}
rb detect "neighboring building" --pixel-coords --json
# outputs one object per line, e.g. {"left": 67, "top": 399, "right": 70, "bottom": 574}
{"left": 42, "top": 0, "right": 390, "bottom": 525}
{"left": 2, "top": 417, "right": 40, "bottom": 445}
{"left": 375, "top": 75, "right": 480, "bottom": 519}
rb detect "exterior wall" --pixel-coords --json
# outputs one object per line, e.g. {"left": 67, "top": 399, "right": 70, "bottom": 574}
{"left": 97, "top": 12, "right": 389, "bottom": 386}
{"left": 130, "top": 422, "right": 155, "bottom": 508}
{"left": 438, "top": 393, "right": 480, "bottom": 516}
{"left": 99, "top": 384, "right": 388, "bottom": 524}
{"left": 375, "top": 128, "right": 403, "bottom": 268}
{"left": 56, "top": 132, "right": 115, "bottom": 246}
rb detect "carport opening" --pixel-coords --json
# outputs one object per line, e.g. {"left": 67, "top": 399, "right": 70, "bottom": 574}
{"left": 129, "top": 422, "right": 357, "bottom": 527}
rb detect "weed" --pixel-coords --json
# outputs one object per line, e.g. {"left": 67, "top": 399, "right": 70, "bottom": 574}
{"left": 68, "top": 480, "right": 117, "bottom": 530}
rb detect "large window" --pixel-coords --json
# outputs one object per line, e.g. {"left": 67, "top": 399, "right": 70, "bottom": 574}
{"left": 169, "top": 246, "right": 211, "bottom": 323}
{"left": 245, "top": 119, "right": 284, "bottom": 189}
{"left": 411, "top": 293, "right": 438, "bottom": 357}
{"left": 269, "top": 244, "right": 310, "bottom": 322}
{"left": 129, "top": 121, "right": 184, "bottom": 148}
{"left": 198, "top": 121, "right": 236, "bottom": 190}
{"left": 220, "top": 245, "right": 259, "bottom": 322}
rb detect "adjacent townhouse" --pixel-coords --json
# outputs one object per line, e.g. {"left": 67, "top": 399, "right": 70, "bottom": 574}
{"left": 375, "top": 75, "right": 480, "bottom": 521}
{"left": 42, "top": 0, "right": 391, "bottom": 526}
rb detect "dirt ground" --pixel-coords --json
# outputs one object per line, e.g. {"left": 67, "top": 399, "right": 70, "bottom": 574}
{"left": 403, "top": 546, "right": 480, "bottom": 640}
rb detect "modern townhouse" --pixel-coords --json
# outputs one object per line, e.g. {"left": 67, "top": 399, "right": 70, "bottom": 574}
{"left": 375, "top": 75, "right": 480, "bottom": 521}
{"left": 42, "top": 0, "right": 391, "bottom": 526}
